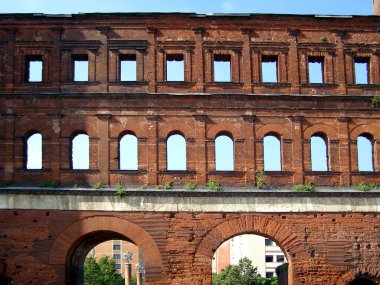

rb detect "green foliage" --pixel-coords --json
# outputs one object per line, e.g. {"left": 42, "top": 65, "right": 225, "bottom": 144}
{"left": 255, "top": 171, "right": 266, "bottom": 189}
{"left": 115, "top": 181, "right": 126, "bottom": 198}
{"left": 371, "top": 96, "right": 380, "bottom": 108}
{"left": 293, "top": 182, "right": 315, "bottom": 192}
{"left": 94, "top": 182, "right": 105, "bottom": 189}
{"left": 0, "top": 181, "right": 13, "bottom": 187}
{"left": 184, "top": 182, "right": 197, "bottom": 190}
{"left": 84, "top": 256, "right": 124, "bottom": 285}
{"left": 212, "top": 257, "right": 263, "bottom": 285}
{"left": 156, "top": 180, "right": 173, "bottom": 190}
{"left": 353, "top": 181, "right": 377, "bottom": 192}
{"left": 319, "top": 36, "right": 328, "bottom": 43}
{"left": 206, "top": 179, "right": 222, "bottom": 191}
{"left": 73, "top": 183, "right": 80, "bottom": 189}
{"left": 139, "top": 184, "right": 148, "bottom": 190}
{"left": 38, "top": 180, "right": 59, "bottom": 188}
{"left": 260, "top": 277, "right": 278, "bottom": 285}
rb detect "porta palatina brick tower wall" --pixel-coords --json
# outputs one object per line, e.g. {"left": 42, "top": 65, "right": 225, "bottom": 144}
{"left": 0, "top": 13, "right": 380, "bottom": 285}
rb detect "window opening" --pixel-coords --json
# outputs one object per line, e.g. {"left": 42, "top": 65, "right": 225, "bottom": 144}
{"left": 264, "top": 135, "right": 281, "bottom": 171}
{"left": 215, "top": 135, "right": 234, "bottom": 171}
{"left": 119, "top": 134, "right": 138, "bottom": 170}
{"left": 357, "top": 135, "right": 374, "bottom": 171}
{"left": 73, "top": 55, "right": 89, "bottom": 82}
{"left": 167, "top": 134, "right": 186, "bottom": 170}
{"left": 26, "top": 55, "right": 43, "bottom": 82}
{"left": 308, "top": 56, "right": 324, "bottom": 83}
{"left": 261, "top": 55, "right": 278, "bottom": 83}
{"left": 166, "top": 54, "right": 184, "bottom": 81}
{"left": 311, "top": 135, "right": 328, "bottom": 171}
{"left": 214, "top": 54, "right": 231, "bottom": 82}
{"left": 26, "top": 133, "right": 42, "bottom": 169}
{"left": 120, "top": 54, "right": 137, "bottom": 81}
{"left": 72, "top": 134, "right": 89, "bottom": 170}
{"left": 354, "top": 57, "right": 370, "bottom": 84}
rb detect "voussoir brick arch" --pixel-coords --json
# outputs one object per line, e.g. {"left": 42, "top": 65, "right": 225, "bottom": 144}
{"left": 193, "top": 215, "right": 307, "bottom": 284}
{"left": 207, "top": 123, "right": 244, "bottom": 139}
{"left": 350, "top": 124, "right": 380, "bottom": 140}
{"left": 159, "top": 122, "right": 194, "bottom": 139}
{"left": 49, "top": 215, "right": 163, "bottom": 282}
{"left": 335, "top": 266, "right": 380, "bottom": 285}
{"left": 255, "top": 123, "right": 291, "bottom": 138}
{"left": 304, "top": 123, "right": 338, "bottom": 139}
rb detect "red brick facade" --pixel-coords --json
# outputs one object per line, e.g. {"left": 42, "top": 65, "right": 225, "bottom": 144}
{"left": 0, "top": 13, "right": 380, "bottom": 285}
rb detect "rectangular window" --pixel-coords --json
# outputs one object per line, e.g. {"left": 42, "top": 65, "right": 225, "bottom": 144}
{"left": 308, "top": 56, "right": 324, "bottom": 83}
{"left": 166, "top": 54, "right": 184, "bottom": 81}
{"left": 113, "top": 245, "right": 121, "bottom": 250}
{"left": 73, "top": 55, "right": 88, "bottom": 82}
{"left": 113, "top": 254, "right": 121, "bottom": 260}
{"left": 265, "top": 255, "right": 274, "bottom": 263}
{"left": 115, "top": 264, "right": 121, "bottom": 270}
{"left": 354, "top": 57, "right": 370, "bottom": 84}
{"left": 26, "top": 55, "right": 43, "bottom": 82}
{"left": 214, "top": 54, "right": 231, "bottom": 82}
{"left": 266, "top": 272, "right": 274, "bottom": 279}
{"left": 265, "top": 239, "right": 273, "bottom": 246}
{"left": 277, "top": 255, "right": 285, "bottom": 262}
{"left": 261, "top": 55, "right": 278, "bottom": 83}
{"left": 120, "top": 54, "right": 137, "bottom": 81}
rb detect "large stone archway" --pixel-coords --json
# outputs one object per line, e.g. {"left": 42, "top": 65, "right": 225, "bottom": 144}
{"left": 335, "top": 266, "right": 380, "bottom": 285}
{"left": 193, "top": 215, "right": 308, "bottom": 285}
{"left": 48, "top": 215, "right": 163, "bottom": 285}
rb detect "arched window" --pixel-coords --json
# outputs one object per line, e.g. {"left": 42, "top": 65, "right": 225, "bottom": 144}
{"left": 264, "top": 135, "right": 281, "bottom": 171}
{"left": 357, "top": 134, "right": 374, "bottom": 171}
{"left": 167, "top": 133, "right": 186, "bottom": 170}
{"left": 311, "top": 134, "right": 328, "bottom": 171}
{"left": 26, "top": 132, "right": 42, "bottom": 169}
{"left": 119, "top": 133, "right": 138, "bottom": 170}
{"left": 72, "top": 133, "right": 89, "bottom": 170}
{"left": 215, "top": 134, "right": 234, "bottom": 171}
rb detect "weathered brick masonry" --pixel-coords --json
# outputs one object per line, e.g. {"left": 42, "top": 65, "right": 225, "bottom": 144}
{"left": 0, "top": 12, "right": 380, "bottom": 284}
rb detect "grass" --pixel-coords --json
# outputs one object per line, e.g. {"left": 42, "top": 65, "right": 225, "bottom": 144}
{"left": 293, "top": 182, "right": 315, "bottom": 192}
{"left": 156, "top": 181, "right": 173, "bottom": 190}
{"left": 255, "top": 171, "right": 266, "bottom": 189}
{"left": 184, "top": 182, "right": 197, "bottom": 190}
{"left": 353, "top": 182, "right": 377, "bottom": 192}
{"left": 371, "top": 96, "right": 380, "bottom": 107}
{"left": 93, "top": 182, "right": 105, "bottom": 189}
{"left": 38, "top": 180, "right": 59, "bottom": 188}
{"left": 206, "top": 179, "right": 222, "bottom": 191}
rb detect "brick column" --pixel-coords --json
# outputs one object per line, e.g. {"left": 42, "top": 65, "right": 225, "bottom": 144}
{"left": 303, "top": 139, "right": 311, "bottom": 171}
{"left": 109, "top": 49, "right": 118, "bottom": 82}
{"left": 47, "top": 114, "right": 62, "bottom": 182}
{"left": 96, "top": 114, "right": 111, "bottom": 185}
{"left": 287, "top": 29, "right": 300, "bottom": 93}
{"left": 289, "top": 116, "right": 304, "bottom": 184}
{"left": 136, "top": 50, "right": 145, "bottom": 82}
{"left": 370, "top": 51, "right": 380, "bottom": 84}
{"left": 185, "top": 49, "right": 193, "bottom": 83}
{"left": 1, "top": 114, "right": 16, "bottom": 182}
{"left": 345, "top": 51, "right": 355, "bottom": 85}
{"left": 231, "top": 50, "right": 241, "bottom": 83}
{"left": 61, "top": 49, "right": 71, "bottom": 82}
{"left": 329, "top": 139, "right": 340, "bottom": 172}
{"left": 146, "top": 27, "right": 157, "bottom": 92}
{"left": 374, "top": 139, "right": 380, "bottom": 172}
{"left": 241, "top": 28, "right": 253, "bottom": 93}
{"left": 325, "top": 52, "right": 335, "bottom": 84}
{"left": 350, "top": 139, "right": 358, "bottom": 173}
{"left": 193, "top": 115, "right": 207, "bottom": 184}
{"left": 241, "top": 115, "right": 256, "bottom": 184}
{"left": 88, "top": 50, "right": 97, "bottom": 82}
{"left": 192, "top": 27, "right": 205, "bottom": 92}
{"left": 337, "top": 117, "right": 350, "bottom": 185}
{"left": 255, "top": 138, "right": 264, "bottom": 171}
{"left": 145, "top": 115, "right": 159, "bottom": 185}
{"left": 251, "top": 49, "right": 260, "bottom": 91}
{"left": 335, "top": 44, "right": 347, "bottom": 94}
{"left": 279, "top": 50, "right": 288, "bottom": 83}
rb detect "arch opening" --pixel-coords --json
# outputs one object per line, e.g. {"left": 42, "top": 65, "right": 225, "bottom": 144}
{"left": 348, "top": 277, "right": 375, "bottom": 285}
{"left": 68, "top": 231, "right": 145, "bottom": 285}
{"left": 119, "top": 133, "right": 138, "bottom": 170}
{"left": 311, "top": 134, "right": 328, "bottom": 171}
{"left": 167, "top": 133, "right": 186, "bottom": 170}
{"left": 25, "top": 132, "right": 42, "bottom": 169}
{"left": 71, "top": 133, "right": 90, "bottom": 170}
{"left": 212, "top": 234, "right": 288, "bottom": 285}
{"left": 357, "top": 134, "right": 374, "bottom": 172}
{"left": 264, "top": 135, "right": 282, "bottom": 171}
{"left": 215, "top": 134, "right": 234, "bottom": 171}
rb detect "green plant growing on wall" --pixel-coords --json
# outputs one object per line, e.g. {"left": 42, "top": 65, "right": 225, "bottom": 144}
{"left": 371, "top": 96, "right": 380, "bottom": 107}
{"left": 206, "top": 179, "right": 222, "bottom": 191}
{"left": 156, "top": 181, "right": 173, "bottom": 190}
{"left": 114, "top": 181, "right": 126, "bottom": 198}
{"left": 0, "top": 181, "right": 13, "bottom": 188}
{"left": 293, "top": 181, "right": 315, "bottom": 192}
{"left": 255, "top": 171, "right": 266, "bottom": 189}
{"left": 353, "top": 181, "right": 377, "bottom": 191}
{"left": 38, "top": 180, "right": 59, "bottom": 188}
{"left": 184, "top": 182, "right": 197, "bottom": 190}
{"left": 93, "top": 182, "right": 105, "bottom": 189}
{"left": 320, "top": 36, "right": 328, "bottom": 43}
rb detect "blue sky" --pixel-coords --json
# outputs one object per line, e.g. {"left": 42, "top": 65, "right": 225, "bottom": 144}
{"left": 0, "top": 0, "right": 373, "bottom": 15}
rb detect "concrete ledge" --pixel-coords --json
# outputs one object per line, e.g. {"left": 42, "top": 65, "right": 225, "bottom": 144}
{"left": 0, "top": 188, "right": 380, "bottom": 212}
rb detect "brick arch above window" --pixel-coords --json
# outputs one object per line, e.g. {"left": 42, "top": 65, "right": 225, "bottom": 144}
{"left": 256, "top": 123, "right": 290, "bottom": 138}
{"left": 304, "top": 123, "right": 337, "bottom": 139}
{"left": 208, "top": 124, "right": 242, "bottom": 140}
{"left": 350, "top": 124, "right": 379, "bottom": 140}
